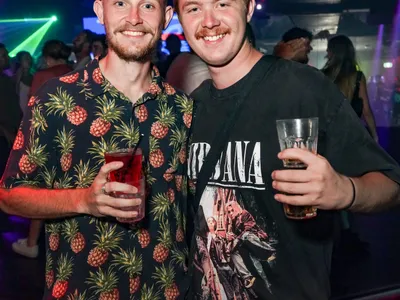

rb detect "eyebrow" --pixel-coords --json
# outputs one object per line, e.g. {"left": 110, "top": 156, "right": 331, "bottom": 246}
{"left": 182, "top": 0, "right": 201, "bottom": 9}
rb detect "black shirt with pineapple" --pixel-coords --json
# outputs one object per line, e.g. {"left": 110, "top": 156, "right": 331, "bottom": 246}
{"left": 1, "top": 59, "right": 193, "bottom": 299}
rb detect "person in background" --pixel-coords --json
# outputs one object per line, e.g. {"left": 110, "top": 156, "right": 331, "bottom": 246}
{"left": 159, "top": 34, "right": 182, "bottom": 77}
{"left": 322, "top": 35, "right": 378, "bottom": 142}
{"left": 12, "top": 39, "right": 73, "bottom": 259}
{"left": 91, "top": 34, "right": 108, "bottom": 60}
{"left": 14, "top": 51, "right": 34, "bottom": 112}
{"left": 72, "top": 29, "right": 94, "bottom": 70}
{"left": 322, "top": 35, "right": 379, "bottom": 255}
{"left": 0, "top": 43, "right": 22, "bottom": 177}
{"left": 274, "top": 27, "right": 313, "bottom": 64}
{"left": 30, "top": 40, "right": 73, "bottom": 97}
{"left": 166, "top": 51, "right": 210, "bottom": 94}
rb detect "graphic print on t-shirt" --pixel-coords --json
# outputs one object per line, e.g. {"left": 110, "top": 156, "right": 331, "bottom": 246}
{"left": 189, "top": 141, "right": 279, "bottom": 300}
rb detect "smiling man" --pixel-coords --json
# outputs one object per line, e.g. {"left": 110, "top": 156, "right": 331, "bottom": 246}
{"left": 173, "top": 0, "right": 400, "bottom": 299}
{"left": 0, "top": 0, "right": 191, "bottom": 299}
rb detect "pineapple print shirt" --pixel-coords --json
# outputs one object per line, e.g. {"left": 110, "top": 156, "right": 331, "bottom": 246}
{"left": 2, "top": 59, "right": 193, "bottom": 300}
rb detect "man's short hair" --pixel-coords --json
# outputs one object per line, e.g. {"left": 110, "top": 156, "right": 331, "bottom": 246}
{"left": 0, "top": 43, "right": 6, "bottom": 50}
{"left": 282, "top": 27, "right": 313, "bottom": 42}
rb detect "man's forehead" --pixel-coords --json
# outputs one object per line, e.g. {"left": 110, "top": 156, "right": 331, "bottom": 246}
{"left": 180, "top": 0, "right": 236, "bottom": 6}
{"left": 103, "top": 0, "right": 166, "bottom": 6}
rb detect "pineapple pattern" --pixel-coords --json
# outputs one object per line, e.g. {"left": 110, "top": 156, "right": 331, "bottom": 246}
{"left": 46, "top": 251, "right": 55, "bottom": 289}
{"left": 1, "top": 59, "right": 192, "bottom": 299}
{"left": 52, "top": 254, "right": 74, "bottom": 299}
{"left": 152, "top": 264, "right": 180, "bottom": 300}
{"left": 87, "top": 267, "right": 120, "bottom": 300}
{"left": 153, "top": 220, "right": 172, "bottom": 263}
{"left": 46, "top": 223, "right": 61, "bottom": 251}
{"left": 63, "top": 219, "right": 86, "bottom": 254}
{"left": 55, "top": 127, "right": 75, "bottom": 172}
{"left": 112, "top": 248, "right": 143, "bottom": 295}
{"left": 90, "top": 95, "right": 124, "bottom": 137}
{"left": 88, "top": 222, "right": 123, "bottom": 267}
{"left": 151, "top": 103, "right": 176, "bottom": 139}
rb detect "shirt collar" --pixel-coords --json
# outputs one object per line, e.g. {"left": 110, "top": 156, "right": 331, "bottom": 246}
{"left": 86, "top": 58, "right": 166, "bottom": 104}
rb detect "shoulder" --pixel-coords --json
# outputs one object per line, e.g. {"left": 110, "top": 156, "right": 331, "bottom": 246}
{"left": 190, "top": 79, "right": 212, "bottom": 101}
{"left": 267, "top": 57, "right": 328, "bottom": 86}
{"left": 33, "top": 67, "right": 86, "bottom": 99}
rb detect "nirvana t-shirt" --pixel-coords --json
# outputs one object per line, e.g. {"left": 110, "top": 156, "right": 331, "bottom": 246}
{"left": 187, "top": 56, "right": 400, "bottom": 300}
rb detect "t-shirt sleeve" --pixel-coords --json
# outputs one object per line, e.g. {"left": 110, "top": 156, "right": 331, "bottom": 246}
{"left": 1, "top": 83, "right": 57, "bottom": 189}
{"left": 323, "top": 86, "right": 400, "bottom": 184}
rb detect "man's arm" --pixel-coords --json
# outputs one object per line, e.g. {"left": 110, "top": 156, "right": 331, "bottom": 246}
{"left": 273, "top": 39, "right": 307, "bottom": 60}
{"left": 0, "top": 162, "right": 142, "bottom": 219}
{"left": 350, "top": 172, "right": 400, "bottom": 212}
{"left": 272, "top": 149, "right": 400, "bottom": 213}
{"left": 0, "top": 187, "right": 84, "bottom": 219}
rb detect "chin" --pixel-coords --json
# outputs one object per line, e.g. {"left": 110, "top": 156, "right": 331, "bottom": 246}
{"left": 200, "top": 52, "right": 234, "bottom": 68}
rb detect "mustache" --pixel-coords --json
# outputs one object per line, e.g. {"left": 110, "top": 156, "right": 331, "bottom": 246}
{"left": 195, "top": 28, "right": 230, "bottom": 40}
{"left": 114, "top": 25, "right": 153, "bottom": 35}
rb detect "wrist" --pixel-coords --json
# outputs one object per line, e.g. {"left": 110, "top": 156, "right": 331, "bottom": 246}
{"left": 74, "top": 188, "right": 90, "bottom": 215}
{"left": 342, "top": 176, "right": 356, "bottom": 210}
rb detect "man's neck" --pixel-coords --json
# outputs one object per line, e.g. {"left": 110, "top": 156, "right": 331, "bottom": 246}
{"left": 208, "top": 42, "right": 263, "bottom": 90}
{"left": 99, "top": 51, "right": 152, "bottom": 104}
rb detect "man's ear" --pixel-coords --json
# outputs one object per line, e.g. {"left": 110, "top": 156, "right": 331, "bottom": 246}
{"left": 94, "top": 0, "right": 105, "bottom": 25}
{"left": 246, "top": 0, "right": 255, "bottom": 23}
{"left": 164, "top": 6, "right": 174, "bottom": 29}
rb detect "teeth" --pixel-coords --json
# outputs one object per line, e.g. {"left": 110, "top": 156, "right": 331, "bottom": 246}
{"left": 122, "top": 31, "right": 145, "bottom": 36}
{"left": 203, "top": 34, "right": 225, "bottom": 41}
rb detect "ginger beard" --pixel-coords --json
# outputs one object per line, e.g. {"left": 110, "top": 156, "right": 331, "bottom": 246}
{"left": 105, "top": 22, "right": 163, "bottom": 63}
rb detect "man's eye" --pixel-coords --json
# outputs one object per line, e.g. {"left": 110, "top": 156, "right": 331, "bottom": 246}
{"left": 144, "top": 3, "right": 154, "bottom": 9}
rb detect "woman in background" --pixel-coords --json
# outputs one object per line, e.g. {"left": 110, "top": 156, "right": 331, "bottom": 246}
{"left": 322, "top": 35, "right": 379, "bottom": 142}
{"left": 322, "top": 35, "right": 376, "bottom": 254}
{"left": 12, "top": 40, "right": 72, "bottom": 259}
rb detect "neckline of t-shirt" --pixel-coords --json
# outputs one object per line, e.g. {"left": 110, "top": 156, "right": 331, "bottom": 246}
{"left": 208, "top": 55, "right": 267, "bottom": 99}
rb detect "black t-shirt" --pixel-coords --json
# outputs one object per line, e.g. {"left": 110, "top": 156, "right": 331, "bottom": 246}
{"left": 187, "top": 56, "right": 400, "bottom": 300}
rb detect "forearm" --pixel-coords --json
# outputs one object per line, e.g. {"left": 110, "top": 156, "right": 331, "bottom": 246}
{"left": 349, "top": 172, "right": 400, "bottom": 213}
{"left": 0, "top": 187, "right": 86, "bottom": 219}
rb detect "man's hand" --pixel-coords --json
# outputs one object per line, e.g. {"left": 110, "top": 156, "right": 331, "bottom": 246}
{"left": 273, "top": 38, "right": 307, "bottom": 60}
{"left": 271, "top": 148, "right": 354, "bottom": 210}
{"left": 77, "top": 162, "right": 142, "bottom": 219}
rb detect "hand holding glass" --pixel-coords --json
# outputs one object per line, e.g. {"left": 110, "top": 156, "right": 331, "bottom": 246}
{"left": 276, "top": 117, "right": 318, "bottom": 220}
{"left": 104, "top": 148, "right": 145, "bottom": 223}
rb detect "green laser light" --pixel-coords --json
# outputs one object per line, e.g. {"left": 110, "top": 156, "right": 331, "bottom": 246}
{"left": 51, "top": 16, "right": 57, "bottom": 22}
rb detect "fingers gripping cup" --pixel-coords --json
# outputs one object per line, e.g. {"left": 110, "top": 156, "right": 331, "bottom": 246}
{"left": 104, "top": 148, "right": 145, "bottom": 223}
{"left": 276, "top": 117, "right": 318, "bottom": 220}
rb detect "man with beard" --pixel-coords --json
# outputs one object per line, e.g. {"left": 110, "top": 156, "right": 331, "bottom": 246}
{"left": 175, "top": 0, "right": 400, "bottom": 299}
{"left": 0, "top": 0, "right": 192, "bottom": 299}
{"left": 72, "top": 29, "right": 94, "bottom": 70}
